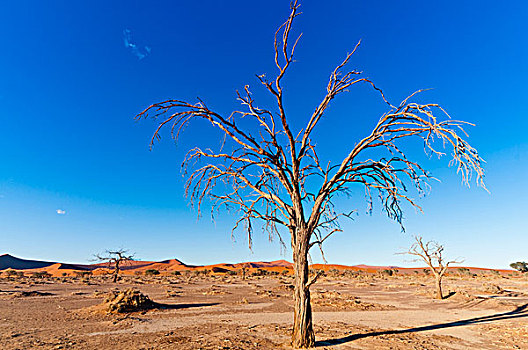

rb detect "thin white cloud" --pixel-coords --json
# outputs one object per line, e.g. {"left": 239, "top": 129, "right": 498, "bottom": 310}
{"left": 56, "top": 209, "right": 66, "bottom": 215}
{"left": 123, "top": 29, "right": 151, "bottom": 60}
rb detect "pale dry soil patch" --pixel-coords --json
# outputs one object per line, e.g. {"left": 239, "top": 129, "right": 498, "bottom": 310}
{"left": 0, "top": 274, "right": 527, "bottom": 349}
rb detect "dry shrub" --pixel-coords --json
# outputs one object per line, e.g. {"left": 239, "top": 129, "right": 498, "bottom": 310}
{"left": 479, "top": 284, "right": 526, "bottom": 298}
{"left": 255, "top": 289, "right": 281, "bottom": 299}
{"left": 198, "top": 285, "right": 230, "bottom": 295}
{"left": 103, "top": 289, "right": 156, "bottom": 313}
{"left": 482, "top": 284, "right": 505, "bottom": 294}
{"left": 384, "top": 284, "right": 399, "bottom": 290}
{"left": 311, "top": 290, "right": 392, "bottom": 310}
{"left": 447, "top": 288, "right": 473, "bottom": 300}
{"left": 92, "top": 290, "right": 107, "bottom": 297}
{"left": 408, "top": 281, "right": 426, "bottom": 286}
{"left": 165, "top": 287, "right": 182, "bottom": 297}
{"left": 278, "top": 283, "right": 294, "bottom": 291}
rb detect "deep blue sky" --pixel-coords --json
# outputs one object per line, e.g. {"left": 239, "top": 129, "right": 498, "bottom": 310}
{"left": 0, "top": 1, "right": 526, "bottom": 268}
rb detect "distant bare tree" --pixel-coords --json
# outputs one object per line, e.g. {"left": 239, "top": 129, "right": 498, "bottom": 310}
{"left": 137, "top": 2, "right": 485, "bottom": 347}
{"left": 402, "top": 236, "right": 462, "bottom": 299}
{"left": 94, "top": 249, "right": 134, "bottom": 283}
{"left": 240, "top": 263, "right": 251, "bottom": 281}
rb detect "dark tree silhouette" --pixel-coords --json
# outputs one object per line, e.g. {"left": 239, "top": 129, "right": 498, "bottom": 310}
{"left": 137, "top": 2, "right": 485, "bottom": 347}
{"left": 94, "top": 249, "right": 134, "bottom": 283}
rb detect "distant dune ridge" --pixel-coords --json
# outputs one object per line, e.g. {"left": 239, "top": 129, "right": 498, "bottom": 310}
{"left": 0, "top": 253, "right": 512, "bottom": 277}
{"left": 0, "top": 254, "right": 56, "bottom": 270}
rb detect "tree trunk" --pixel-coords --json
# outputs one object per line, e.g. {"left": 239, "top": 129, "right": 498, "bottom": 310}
{"left": 291, "top": 236, "right": 315, "bottom": 348}
{"left": 113, "top": 262, "right": 120, "bottom": 283}
{"left": 435, "top": 274, "right": 443, "bottom": 299}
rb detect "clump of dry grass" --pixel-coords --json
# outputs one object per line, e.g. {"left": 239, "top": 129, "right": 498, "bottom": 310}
{"left": 255, "top": 289, "right": 281, "bottom": 299}
{"left": 481, "top": 284, "right": 505, "bottom": 294}
{"left": 198, "top": 285, "right": 230, "bottom": 295}
{"left": 103, "top": 289, "right": 156, "bottom": 313}
{"left": 311, "top": 290, "right": 393, "bottom": 310}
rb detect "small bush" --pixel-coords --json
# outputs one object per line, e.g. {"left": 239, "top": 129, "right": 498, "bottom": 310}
{"left": 145, "top": 269, "right": 160, "bottom": 276}
{"left": 31, "top": 271, "right": 51, "bottom": 278}
{"left": 5, "top": 269, "right": 18, "bottom": 277}
{"left": 172, "top": 271, "right": 181, "bottom": 276}
{"left": 309, "top": 269, "right": 325, "bottom": 277}
{"left": 342, "top": 270, "right": 359, "bottom": 278}
{"left": 510, "top": 262, "right": 528, "bottom": 273}
{"left": 74, "top": 271, "right": 92, "bottom": 278}
{"left": 328, "top": 268, "right": 340, "bottom": 277}
{"left": 458, "top": 267, "right": 470, "bottom": 275}
{"left": 192, "top": 269, "right": 209, "bottom": 276}
{"left": 252, "top": 269, "right": 267, "bottom": 276}
{"left": 211, "top": 267, "right": 229, "bottom": 274}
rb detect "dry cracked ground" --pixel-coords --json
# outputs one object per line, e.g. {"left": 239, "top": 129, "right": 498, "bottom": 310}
{"left": 1, "top": 272, "right": 527, "bottom": 349}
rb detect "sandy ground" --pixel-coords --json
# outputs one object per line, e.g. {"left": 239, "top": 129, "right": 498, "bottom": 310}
{"left": 0, "top": 272, "right": 527, "bottom": 349}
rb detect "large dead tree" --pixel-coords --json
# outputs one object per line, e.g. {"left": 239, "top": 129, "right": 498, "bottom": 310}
{"left": 94, "top": 249, "right": 134, "bottom": 283}
{"left": 403, "top": 236, "right": 462, "bottom": 299}
{"left": 137, "top": 2, "right": 485, "bottom": 347}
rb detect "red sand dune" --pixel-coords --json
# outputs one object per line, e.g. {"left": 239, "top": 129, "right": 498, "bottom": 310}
{"left": 133, "top": 259, "right": 190, "bottom": 272}
{"left": 0, "top": 254, "right": 515, "bottom": 277}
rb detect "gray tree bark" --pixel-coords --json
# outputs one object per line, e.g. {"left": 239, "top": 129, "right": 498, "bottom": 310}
{"left": 291, "top": 228, "right": 315, "bottom": 348}
{"left": 435, "top": 274, "right": 443, "bottom": 300}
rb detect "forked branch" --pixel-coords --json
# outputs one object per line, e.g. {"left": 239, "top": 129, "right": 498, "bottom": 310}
{"left": 137, "top": 0, "right": 485, "bottom": 262}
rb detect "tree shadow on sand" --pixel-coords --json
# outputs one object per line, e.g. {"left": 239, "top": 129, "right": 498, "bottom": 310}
{"left": 155, "top": 302, "right": 220, "bottom": 310}
{"left": 316, "top": 303, "right": 528, "bottom": 347}
{"left": 0, "top": 290, "right": 54, "bottom": 297}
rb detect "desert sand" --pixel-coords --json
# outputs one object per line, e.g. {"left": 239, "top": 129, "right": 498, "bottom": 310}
{"left": 1, "top": 265, "right": 527, "bottom": 349}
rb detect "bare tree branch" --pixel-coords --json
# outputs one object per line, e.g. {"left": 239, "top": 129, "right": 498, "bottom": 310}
{"left": 137, "top": 2, "right": 485, "bottom": 347}
{"left": 93, "top": 249, "right": 134, "bottom": 283}
{"left": 399, "top": 236, "right": 463, "bottom": 299}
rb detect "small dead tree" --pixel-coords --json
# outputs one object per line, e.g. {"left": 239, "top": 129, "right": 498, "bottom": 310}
{"left": 137, "top": 2, "right": 485, "bottom": 347}
{"left": 94, "top": 249, "right": 134, "bottom": 283}
{"left": 403, "top": 236, "right": 462, "bottom": 299}
{"left": 240, "top": 263, "right": 250, "bottom": 281}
